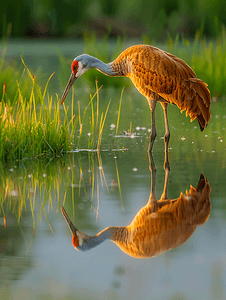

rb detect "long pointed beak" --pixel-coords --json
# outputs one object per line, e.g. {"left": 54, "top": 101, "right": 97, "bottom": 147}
{"left": 60, "top": 73, "right": 77, "bottom": 105}
{"left": 61, "top": 206, "right": 77, "bottom": 235}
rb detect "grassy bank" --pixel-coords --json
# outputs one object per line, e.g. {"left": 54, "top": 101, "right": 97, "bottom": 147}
{"left": 0, "top": 58, "right": 76, "bottom": 161}
{"left": 0, "top": 56, "right": 117, "bottom": 161}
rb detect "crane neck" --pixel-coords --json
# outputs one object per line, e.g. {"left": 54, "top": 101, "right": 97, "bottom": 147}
{"left": 85, "top": 55, "right": 125, "bottom": 76}
{"left": 78, "top": 226, "right": 127, "bottom": 251}
{"left": 92, "top": 58, "right": 118, "bottom": 76}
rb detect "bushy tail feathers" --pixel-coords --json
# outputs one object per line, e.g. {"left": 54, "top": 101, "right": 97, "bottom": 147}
{"left": 188, "top": 78, "right": 211, "bottom": 131}
{"left": 191, "top": 174, "right": 211, "bottom": 225}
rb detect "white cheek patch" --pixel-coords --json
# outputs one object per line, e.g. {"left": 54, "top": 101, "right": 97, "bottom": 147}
{"left": 79, "top": 237, "right": 83, "bottom": 246}
{"left": 76, "top": 61, "right": 88, "bottom": 77}
{"left": 78, "top": 61, "right": 83, "bottom": 70}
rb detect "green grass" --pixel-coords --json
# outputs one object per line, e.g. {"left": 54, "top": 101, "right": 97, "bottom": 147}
{"left": 0, "top": 59, "right": 76, "bottom": 161}
{"left": 0, "top": 55, "right": 121, "bottom": 161}
{"left": 0, "top": 26, "right": 123, "bottom": 159}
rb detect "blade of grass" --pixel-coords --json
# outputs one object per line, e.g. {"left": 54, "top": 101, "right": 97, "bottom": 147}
{"left": 114, "top": 87, "right": 124, "bottom": 149}
{"left": 97, "top": 99, "right": 111, "bottom": 150}
{"left": 114, "top": 154, "right": 123, "bottom": 211}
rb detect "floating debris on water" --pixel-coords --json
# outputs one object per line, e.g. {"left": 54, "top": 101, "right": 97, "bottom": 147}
{"left": 123, "top": 130, "right": 137, "bottom": 138}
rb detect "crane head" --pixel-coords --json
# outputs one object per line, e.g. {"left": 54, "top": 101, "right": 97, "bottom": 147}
{"left": 60, "top": 55, "right": 91, "bottom": 105}
{"left": 61, "top": 206, "right": 90, "bottom": 251}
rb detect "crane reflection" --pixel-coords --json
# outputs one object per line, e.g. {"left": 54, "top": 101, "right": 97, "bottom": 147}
{"left": 61, "top": 152, "right": 211, "bottom": 258}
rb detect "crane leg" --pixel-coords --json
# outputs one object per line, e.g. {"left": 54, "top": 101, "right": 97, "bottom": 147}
{"left": 148, "top": 151, "right": 157, "bottom": 209}
{"left": 148, "top": 100, "right": 157, "bottom": 152}
{"left": 161, "top": 102, "right": 170, "bottom": 154}
{"left": 148, "top": 150, "right": 171, "bottom": 211}
{"left": 160, "top": 148, "right": 170, "bottom": 200}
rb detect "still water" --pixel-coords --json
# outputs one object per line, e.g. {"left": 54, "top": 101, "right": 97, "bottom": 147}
{"left": 1, "top": 41, "right": 226, "bottom": 299}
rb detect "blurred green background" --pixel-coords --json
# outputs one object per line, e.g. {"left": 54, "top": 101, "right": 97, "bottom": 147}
{"left": 1, "top": 0, "right": 226, "bottom": 40}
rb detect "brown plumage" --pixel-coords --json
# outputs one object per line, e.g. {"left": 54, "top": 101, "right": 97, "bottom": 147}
{"left": 112, "top": 174, "right": 211, "bottom": 258}
{"left": 110, "top": 45, "right": 211, "bottom": 131}
{"left": 61, "top": 44, "right": 211, "bottom": 151}
{"left": 61, "top": 174, "right": 211, "bottom": 259}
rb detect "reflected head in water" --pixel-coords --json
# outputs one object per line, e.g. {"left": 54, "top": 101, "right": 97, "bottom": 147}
{"left": 61, "top": 173, "right": 211, "bottom": 258}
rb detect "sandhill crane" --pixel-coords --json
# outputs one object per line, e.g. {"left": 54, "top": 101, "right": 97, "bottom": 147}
{"left": 60, "top": 45, "right": 211, "bottom": 152}
{"left": 61, "top": 153, "right": 211, "bottom": 258}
